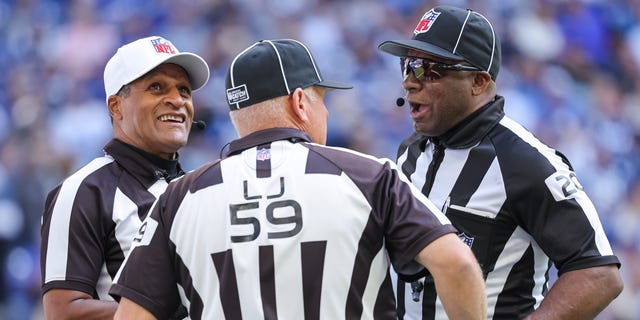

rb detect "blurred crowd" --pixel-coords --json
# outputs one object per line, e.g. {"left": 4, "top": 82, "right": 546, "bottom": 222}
{"left": 0, "top": 0, "right": 639, "bottom": 319}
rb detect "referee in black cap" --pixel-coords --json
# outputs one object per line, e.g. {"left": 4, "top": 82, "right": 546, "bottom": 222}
{"left": 378, "top": 5, "right": 623, "bottom": 320}
{"left": 111, "top": 38, "right": 487, "bottom": 320}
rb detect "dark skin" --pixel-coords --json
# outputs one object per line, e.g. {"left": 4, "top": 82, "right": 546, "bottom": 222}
{"left": 403, "top": 50, "right": 623, "bottom": 319}
{"left": 523, "top": 266, "right": 623, "bottom": 320}
{"left": 109, "top": 63, "right": 194, "bottom": 160}
{"left": 402, "top": 50, "right": 495, "bottom": 137}
{"left": 42, "top": 63, "right": 195, "bottom": 320}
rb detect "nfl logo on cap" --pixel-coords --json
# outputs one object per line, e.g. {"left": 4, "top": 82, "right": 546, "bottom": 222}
{"left": 415, "top": 8, "right": 441, "bottom": 34}
{"left": 150, "top": 37, "right": 177, "bottom": 54}
{"left": 378, "top": 6, "right": 502, "bottom": 81}
{"left": 103, "top": 35, "right": 210, "bottom": 102}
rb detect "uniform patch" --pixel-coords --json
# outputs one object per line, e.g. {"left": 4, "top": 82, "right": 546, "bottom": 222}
{"left": 414, "top": 8, "right": 441, "bottom": 34}
{"left": 256, "top": 148, "right": 271, "bottom": 161}
{"left": 544, "top": 171, "right": 584, "bottom": 202}
{"left": 132, "top": 218, "right": 158, "bottom": 247}
{"left": 150, "top": 37, "right": 177, "bottom": 54}
{"left": 227, "top": 84, "right": 249, "bottom": 105}
{"left": 458, "top": 232, "right": 474, "bottom": 248}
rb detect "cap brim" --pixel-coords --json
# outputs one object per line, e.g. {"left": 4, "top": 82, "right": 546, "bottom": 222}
{"left": 378, "top": 40, "right": 464, "bottom": 61}
{"left": 316, "top": 79, "right": 353, "bottom": 90}
{"left": 164, "top": 53, "right": 210, "bottom": 91}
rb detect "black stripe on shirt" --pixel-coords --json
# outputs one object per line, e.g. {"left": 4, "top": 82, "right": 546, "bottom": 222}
{"left": 211, "top": 249, "right": 242, "bottom": 319}
{"left": 493, "top": 245, "right": 538, "bottom": 319}
{"left": 304, "top": 145, "right": 342, "bottom": 175}
{"left": 401, "top": 140, "right": 424, "bottom": 180}
{"left": 301, "top": 241, "right": 327, "bottom": 320}
{"left": 191, "top": 160, "right": 223, "bottom": 193}
{"left": 345, "top": 214, "right": 384, "bottom": 319}
{"left": 373, "top": 271, "right": 397, "bottom": 319}
{"left": 174, "top": 244, "right": 204, "bottom": 319}
{"left": 449, "top": 139, "right": 496, "bottom": 206}
{"left": 259, "top": 245, "right": 277, "bottom": 320}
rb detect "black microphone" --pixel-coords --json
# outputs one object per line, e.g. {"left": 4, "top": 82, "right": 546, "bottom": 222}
{"left": 192, "top": 120, "right": 207, "bottom": 130}
{"left": 396, "top": 97, "right": 405, "bottom": 107}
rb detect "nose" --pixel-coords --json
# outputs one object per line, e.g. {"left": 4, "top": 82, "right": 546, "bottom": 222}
{"left": 402, "top": 70, "right": 421, "bottom": 93}
{"left": 165, "top": 87, "right": 189, "bottom": 108}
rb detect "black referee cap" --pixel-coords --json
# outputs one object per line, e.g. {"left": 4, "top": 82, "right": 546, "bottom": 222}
{"left": 225, "top": 39, "right": 352, "bottom": 110}
{"left": 378, "top": 6, "right": 501, "bottom": 80}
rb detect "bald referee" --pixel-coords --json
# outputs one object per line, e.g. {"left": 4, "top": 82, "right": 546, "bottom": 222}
{"left": 111, "top": 39, "right": 486, "bottom": 320}
{"left": 40, "top": 36, "right": 209, "bottom": 319}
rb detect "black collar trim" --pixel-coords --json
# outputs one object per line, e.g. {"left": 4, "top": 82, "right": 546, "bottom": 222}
{"left": 225, "top": 128, "right": 312, "bottom": 157}
{"left": 104, "top": 139, "right": 184, "bottom": 185}
{"left": 432, "top": 95, "right": 505, "bottom": 149}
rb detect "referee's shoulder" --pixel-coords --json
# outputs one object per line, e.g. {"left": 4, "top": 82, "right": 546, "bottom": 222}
{"left": 169, "top": 159, "right": 223, "bottom": 194}
{"left": 58, "top": 155, "right": 117, "bottom": 188}
{"left": 492, "top": 118, "right": 568, "bottom": 177}
{"left": 306, "top": 142, "right": 394, "bottom": 164}
{"left": 44, "top": 155, "right": 116, "bottom": 208}
{"left": 303, "top": 142, "right": 398, "bottom": 178}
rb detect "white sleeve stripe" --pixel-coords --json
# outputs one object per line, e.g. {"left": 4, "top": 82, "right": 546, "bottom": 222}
{"left": 44, "top": 156, "right": 113, "bottom": 283}
{"left": 500, "top": 116, "right": 613, "bottom": 255}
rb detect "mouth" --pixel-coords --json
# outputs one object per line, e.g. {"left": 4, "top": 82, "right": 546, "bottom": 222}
{"left": 158, "top": 114, "right": 186, "bottom": 124}
{"left": 409, "top": 102, "right": 429, "bottom": 117}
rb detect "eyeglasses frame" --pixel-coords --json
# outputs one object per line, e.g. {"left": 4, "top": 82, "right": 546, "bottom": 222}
{"left": 401, "top": 57, "right": 484, "bottom": 81}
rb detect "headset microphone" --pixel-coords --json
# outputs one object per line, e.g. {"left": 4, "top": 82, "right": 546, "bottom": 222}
{"left": 396, "top": 97, "right": 406, "bottom": 107}
{"left": 192, "top": 120, "right": 207, "bottom": 130}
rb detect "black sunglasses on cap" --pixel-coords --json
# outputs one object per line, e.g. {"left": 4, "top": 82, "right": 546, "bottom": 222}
{"left": 401, "top": 57, "right": 482, "bottom": 81}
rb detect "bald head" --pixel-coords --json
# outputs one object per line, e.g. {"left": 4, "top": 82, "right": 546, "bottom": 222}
{"left": 229, "top": 86, "right": 328, "bottom": 144}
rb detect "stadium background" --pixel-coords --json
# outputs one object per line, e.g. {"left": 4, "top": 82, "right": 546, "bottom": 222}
{"left": 0, "top": 0, "right": 639, "bottom": 319}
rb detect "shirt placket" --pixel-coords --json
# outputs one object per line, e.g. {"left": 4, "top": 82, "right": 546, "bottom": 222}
{"left": 421, "top": 138, "right": 445, "bottom": 197}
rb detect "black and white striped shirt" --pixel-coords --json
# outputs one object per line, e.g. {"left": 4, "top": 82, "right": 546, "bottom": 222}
{"left": 394, "top": 96, "right": 621, "bottom": 319}
{"left": 110, "top": 128, "right": 456, "bottom": 320}
{"left": 41, "top": 139, "right": 184, "bottom": 299}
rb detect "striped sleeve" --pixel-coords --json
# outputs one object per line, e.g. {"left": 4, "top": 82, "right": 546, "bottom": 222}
{"left": 41, "top": 157, "right": 114, "bottom": 296}
{"left": 305, "top": 145, "right": 456, "bottom": 272}
{"left": 497, "top": 118, "right": 620, "bottom": 273}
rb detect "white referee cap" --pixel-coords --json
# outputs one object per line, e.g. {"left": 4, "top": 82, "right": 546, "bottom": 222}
{"left": 103, "top": 36, "right": 210, "bottom": 101}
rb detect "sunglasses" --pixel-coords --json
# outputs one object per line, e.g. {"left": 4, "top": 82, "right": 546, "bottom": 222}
{"left": 401, "top": 57, "right": 483, "bottom": 81}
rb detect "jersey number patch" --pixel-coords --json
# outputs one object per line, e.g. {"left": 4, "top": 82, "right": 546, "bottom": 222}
{"left": 229, "top": 178, "right": 303, "bottom": 242}
{"left": 544, "top": 171, "right": 584, "bottom": 202}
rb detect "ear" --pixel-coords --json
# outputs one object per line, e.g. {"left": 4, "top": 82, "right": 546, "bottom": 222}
{"left": 471, "top": 72, "right": 492, "bottom": 96}
{"left": 289, "top": 87, "right": 310, "bottom": 123}
{"left": 107, "top": 95, "right": 123, "bottom": 120}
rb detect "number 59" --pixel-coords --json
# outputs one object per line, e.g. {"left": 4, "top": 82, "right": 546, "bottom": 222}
{"left": 229, "top": 200, "right": 303, "bottom": 243}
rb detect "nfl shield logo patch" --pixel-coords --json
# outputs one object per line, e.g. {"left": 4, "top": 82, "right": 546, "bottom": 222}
{"left": 414, "top": 8, "right": 441, "bottom": 34}
{"left": 256, "top": 148, "right": 271, "bottom": 161}
{"left": 150, "top": 37, "right": 177, "bottom": 54}
{"left": 458, "top": 232, "right": 474, "bottom": 248}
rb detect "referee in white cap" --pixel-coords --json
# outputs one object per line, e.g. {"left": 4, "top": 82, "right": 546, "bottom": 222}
{"left": 40, "top": 36, "right": 209, "bottom": 319}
